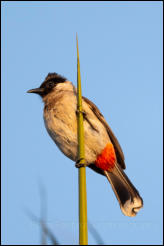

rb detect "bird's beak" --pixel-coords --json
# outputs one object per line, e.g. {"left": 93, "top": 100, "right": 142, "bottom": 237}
{"left": 27, "top": 88, "right": 44, "bottom": 94}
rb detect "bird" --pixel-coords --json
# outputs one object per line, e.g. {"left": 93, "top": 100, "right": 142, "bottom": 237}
{"left": 27, "top": 72, "right": 143, "bottom": 217}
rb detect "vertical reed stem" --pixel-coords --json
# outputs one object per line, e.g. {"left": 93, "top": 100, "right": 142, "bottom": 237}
{"left": 76, "top": 34, "right": 88, "bottom": 245}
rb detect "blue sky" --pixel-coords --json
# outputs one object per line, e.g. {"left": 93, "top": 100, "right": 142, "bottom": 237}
{"left": 2, "top": 1, "right": 163, "bottom": 245}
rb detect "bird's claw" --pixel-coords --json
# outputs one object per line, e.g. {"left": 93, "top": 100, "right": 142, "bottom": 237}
{"left": 76, "top": 109, "right": 86, "bottom": 117}
{"left": 75, "top": 158, "right": 87, "bottom": 168}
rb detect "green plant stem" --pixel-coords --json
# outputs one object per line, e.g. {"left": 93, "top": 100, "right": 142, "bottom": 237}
{"left": 76, "top": 34, "right": 88, "bottom": 245}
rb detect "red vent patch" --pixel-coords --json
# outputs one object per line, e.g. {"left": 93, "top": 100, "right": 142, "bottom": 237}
{"left": 95, "top": 142, "right": 116, "bottom": 171}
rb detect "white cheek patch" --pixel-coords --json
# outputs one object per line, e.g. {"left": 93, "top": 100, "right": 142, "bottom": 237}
{"left": 55, "top": 81, "right": 73, "bottom": 91}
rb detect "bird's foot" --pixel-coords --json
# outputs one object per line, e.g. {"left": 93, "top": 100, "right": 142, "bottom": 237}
{"left": 76, "top": 109, "right": 86, "bottom": 117}
{"left": 75, "top": 158, "right": 87, "bottom": 168}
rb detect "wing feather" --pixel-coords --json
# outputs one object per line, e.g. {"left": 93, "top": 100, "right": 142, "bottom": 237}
{"left": 83, "top": 96, "right": 126, "bottom": 169}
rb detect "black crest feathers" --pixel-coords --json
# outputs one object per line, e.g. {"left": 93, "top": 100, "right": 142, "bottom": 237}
{"left": 43, "top": 73, "right": 67, "bottom": 85}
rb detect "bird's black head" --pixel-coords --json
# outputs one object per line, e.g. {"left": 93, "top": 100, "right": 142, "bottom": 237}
{"left": 27, "top": 73, "right": 67, "bottom": 97}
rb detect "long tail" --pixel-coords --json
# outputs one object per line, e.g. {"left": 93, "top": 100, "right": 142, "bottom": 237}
{"left": 104, "top": 163, "right": 143, "bottom": 217}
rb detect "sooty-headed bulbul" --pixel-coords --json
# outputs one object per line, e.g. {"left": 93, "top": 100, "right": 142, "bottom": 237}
{"left": 27, "top": 72, "right": 143, "bottom": 217}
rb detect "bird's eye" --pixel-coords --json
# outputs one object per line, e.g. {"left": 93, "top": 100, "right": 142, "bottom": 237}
{"left": 48, "top": 81, "right": 54, "bottom": 88}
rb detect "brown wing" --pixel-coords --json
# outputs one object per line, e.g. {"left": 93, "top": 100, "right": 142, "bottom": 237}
{"left": 83, "top": 96, "right": 126, "bottom": 169}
